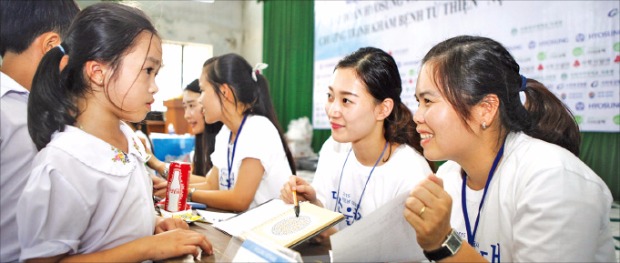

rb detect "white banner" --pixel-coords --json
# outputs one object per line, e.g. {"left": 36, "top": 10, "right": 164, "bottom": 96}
{"left": 313, "top": 0, "right": 620, "bottom": 132}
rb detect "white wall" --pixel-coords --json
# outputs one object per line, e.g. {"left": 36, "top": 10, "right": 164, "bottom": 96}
{"left": 76, "top": 0, "right": 263, "bottom": 60}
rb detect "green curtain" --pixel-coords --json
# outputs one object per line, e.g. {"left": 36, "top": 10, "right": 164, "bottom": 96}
{"left": 262, "top": 0, "right": 618, "bottom": 200}
{"left": 580, "top": 132, "right": 619, "bottom": 201}
{"left": 262, "top": 0, "right": 327, "bottom": 151}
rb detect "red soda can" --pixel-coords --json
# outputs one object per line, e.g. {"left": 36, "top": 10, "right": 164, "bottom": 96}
{"left": 164, "top": 161, "right": 191, "bottom": 212}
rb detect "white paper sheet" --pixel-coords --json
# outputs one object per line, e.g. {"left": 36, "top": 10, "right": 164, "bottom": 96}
{"left": 331, "top": 192, "right": 426, "bottom": 262}
{"left": 195, "top": 209, "right": 237, "bottom": 224}
{"left": 213, "top": 199, "right": 292, "bottom": 237}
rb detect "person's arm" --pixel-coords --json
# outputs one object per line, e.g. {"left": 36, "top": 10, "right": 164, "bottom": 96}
{"left": 191, "top": 166, "right": 219, "bottom": 190}
{"left": 26, "top": 229, "right": 213, "bottom": 263}
{"left": 404, "top": 174, "right": 487, "bottom": 262}
{"left": 190, "top": 158, "right": 264, "bottom": 211}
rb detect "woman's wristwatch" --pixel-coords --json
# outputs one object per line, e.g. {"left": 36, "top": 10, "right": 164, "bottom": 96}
{"left": 187, "top": 187, "right": 196, "bottom": 202}
{"left": 423, "top": 229, "right": 462, "bottom": 262}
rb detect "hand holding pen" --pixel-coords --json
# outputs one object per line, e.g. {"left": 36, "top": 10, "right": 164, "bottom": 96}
{"left": 280, "top": 175, "right": 320, "bottom": 209}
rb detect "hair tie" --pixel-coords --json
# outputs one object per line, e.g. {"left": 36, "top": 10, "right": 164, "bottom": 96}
{"left": 57, "top": 44, "right": 66, "bottom": 55}
{"left": 520, "top": 75, "right": 527, "bottom": 92}
{"left": 251, "top": 63, "right": 268, "bottom": 82}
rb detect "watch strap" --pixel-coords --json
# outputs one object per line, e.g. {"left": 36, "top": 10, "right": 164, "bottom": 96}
{"left": 423, "top": 229, "right": 462, "bottom": 262}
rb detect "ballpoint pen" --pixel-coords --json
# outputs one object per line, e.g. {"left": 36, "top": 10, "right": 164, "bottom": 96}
{"left": 293, "top": 188, "right": 300, "bottom": 217}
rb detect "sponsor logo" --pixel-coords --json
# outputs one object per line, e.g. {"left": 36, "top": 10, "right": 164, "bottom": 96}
{"left": 588, "top": 102, "right": 620, "bottom": 109}
{"left": 539, "top": 38, "right": 569, "bottom": 47}
{"left": 568, "top": 92, "right": 583, "bottom": 99}
{"left": 600, "top": 69, "right": 615, "bottom": 76}
{"left": 408, "top": 69, "right": 416, "bottom": 75}
{"left": 546, "top": 62, "right": 570, "bottom": 70}
{"left": 586, "top": 117, "right": 607, "bottom": 125}
{"left": 529, "top": 41, "right": 536, "bottom": 49}
{"left": 588, "top": 91, "right": 595, "bottom": 99}
{"left": 549, "top": 52, "right": 566, "bottom": 59}
{"left": 586, "top": 47, "right": 606, "bottom": 54}
{"left": 594, "top": 90, "right": 615, "bottom": 98}
{"left": 576, "top": 33, "right": 585, "bottom": 42}
{"left": 516, "top": 56, "right": 531, "bottom": 63}
{"left": 572, "top": 47, "right": 584, "bottom": 57}
{"left": 506, "top": 44, "right": 523, "bottom": 51}
{"left": 580, "top": 58, "right": 612, "bottom": 67}
{"left": 518, "top": 21, "right": 563, "bottom": 34}
{"left": 537, "top": 52, "right": 546, "bottom": 61}
{"left": 511, "top": 28, "right": 518, "bottom": 36}
{"left": 535, "top": 74, "right": 557, "bottom": 81}
{"left": 561, "top": 93, "right": 567, "bottom": 100}
{"left": 565, "top": 82, "right": 588, "bottom": 89}
{"left": 570, "top": 70, "right": 599, "bottom": 79}
{"left": 609, "top": 8, "right": 618, "bottom": 18}
{"left": 614, "top": 42, "right": 620, "bottom": 52}
{"left": 574, "top": 115, "right": 583, "bottom": 125}
{"left": 561, "top": 73, "right": 568, "bottom": 80}
{"left": 601, "top": 80, "right": 620, "bottom": 87}
{"left": 587, "top": 30, "right": 620, "bottom": 40}
{"left": 614, "top": 115, "right": 620, "bottom": 125}
{"left": 575, "top": 102, "right": 585, "bottom": 111}
{"left": 520, "top": 65, "right": 535, "bottom": 74}
{"left": 591, "top": 81, "right": 599, "bottom": 88}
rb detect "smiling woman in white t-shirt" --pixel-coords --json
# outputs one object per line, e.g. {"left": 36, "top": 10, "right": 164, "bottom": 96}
{"left": 188, "top": 53, "right": 295, "bottom": 212}
{"left": 405, "top": 35, "right": 615, "bottom": 262}
{"left": 280, "top": 47, "right": 432, "bottom": 237}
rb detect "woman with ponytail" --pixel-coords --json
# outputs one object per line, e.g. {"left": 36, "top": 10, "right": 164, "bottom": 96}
{"left": 189, "top": 53, "right": 294, "bottom": 212}
{"left": 280, "top": 47, "right": 432, "bottom": 235}
{"left": 17, "top": 3, "right": 212, "bottom": 262}
{"left": 405, "top": 35, "right": 614, "bottom": 262}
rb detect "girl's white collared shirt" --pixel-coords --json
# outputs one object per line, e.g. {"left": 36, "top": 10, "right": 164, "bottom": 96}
{"left": 17, "top": 122, "right": 155, "bottom": 261}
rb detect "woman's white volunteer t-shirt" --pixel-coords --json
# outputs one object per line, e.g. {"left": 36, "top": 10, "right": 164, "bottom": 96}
{"left": 312, "top": 136, "right": 432, "bottom": 230}
{"left": 438, "top": 132, "right": 615, "bottom": 262}
{"left": 211, "top": 115, "right": 291, "bottom": 209}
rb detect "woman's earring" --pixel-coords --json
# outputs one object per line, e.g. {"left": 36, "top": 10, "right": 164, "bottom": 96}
{"left": 482, "top": 122, "right": 487, "bottom": 130}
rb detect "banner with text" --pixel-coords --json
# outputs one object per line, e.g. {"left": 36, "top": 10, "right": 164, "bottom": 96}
{"left": 313, "top": 0, "right": 620, "bottom": 132}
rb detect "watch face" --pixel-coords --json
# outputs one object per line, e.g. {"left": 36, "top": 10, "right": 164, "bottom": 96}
{"left": 445, "top": 231, "right": 462, "bottom": 254}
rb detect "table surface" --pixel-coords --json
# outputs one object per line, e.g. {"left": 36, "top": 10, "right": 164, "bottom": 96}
{"left": 165, "top": 221, "right": 331, "bottom": 262}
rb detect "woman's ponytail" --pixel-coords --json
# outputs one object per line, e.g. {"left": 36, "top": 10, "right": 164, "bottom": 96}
{"left": 385, "top": 102, "right": 423, "bottom": 155}
{"left": 28, "top": 45, "right": 77, "bottom": 150}
{"left": 253, "top": 74, "right": 297, "bottom": 175}
{"left": 522, "top": 79, "right": 581, "bottom": 156}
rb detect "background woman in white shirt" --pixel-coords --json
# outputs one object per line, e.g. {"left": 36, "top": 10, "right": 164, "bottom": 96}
{"left": 190, "top": 53, "right": 295, "bottom": 212}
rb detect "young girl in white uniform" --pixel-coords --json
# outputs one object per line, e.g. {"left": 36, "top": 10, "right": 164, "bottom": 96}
{"left": 405, "top": 35, "right": 615, "bottom": 262}
{"left": 17, "top": 3, "right": 212, "bottom": 262}
{"left": 189, "top": 54, "right": 295, "bottom": 212}
{"left": 281, "top": 47, "right": 432, "bottom": 233}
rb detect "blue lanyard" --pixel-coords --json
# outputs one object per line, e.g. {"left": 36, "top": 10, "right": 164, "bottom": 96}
{"left": 334, "top": 141, "right": 388, "bottom": 224}
{"left": 226, "top": 114, "right": 248, "bottom": 190}
{"left": 461, "top": 142, "right": 505, "bottom": 246}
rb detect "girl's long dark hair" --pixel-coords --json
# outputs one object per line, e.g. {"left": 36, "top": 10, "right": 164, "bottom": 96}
{"left": 28, "top": 3, "right": 157, "bottom": 151}
{"left": 203, "top": 54, "right": 296, "bottom": 174}
{"left": 422, "top": 35, "right": 581, "bottom": 156}
{"left": 185, "top": 79, "right": 223, "bottom": 175}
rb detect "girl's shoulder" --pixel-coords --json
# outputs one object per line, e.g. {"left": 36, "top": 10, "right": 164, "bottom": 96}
{"left": 244, "top": 115, "right": 279, "bottom": 135}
